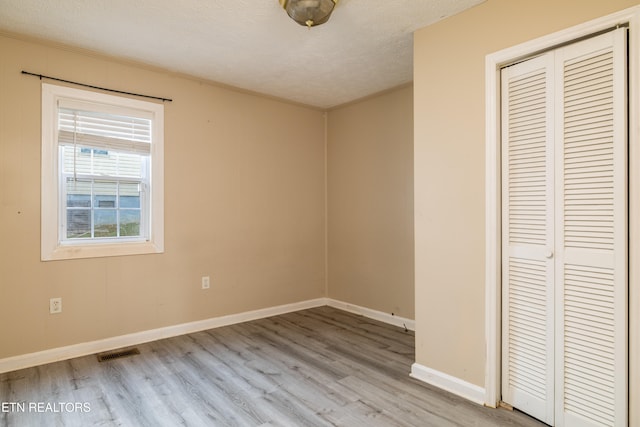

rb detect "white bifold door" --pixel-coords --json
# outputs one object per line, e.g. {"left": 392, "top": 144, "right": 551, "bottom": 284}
{"left": 501, "top": 28, "right": 627, "bottom": 427}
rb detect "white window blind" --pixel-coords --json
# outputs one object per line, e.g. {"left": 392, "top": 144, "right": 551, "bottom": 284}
{"left": 57, "top": 101, "right": 152, "bottom": 155}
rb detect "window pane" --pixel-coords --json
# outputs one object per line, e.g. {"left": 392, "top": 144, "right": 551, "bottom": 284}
{"left": 62, "top": 146, "right": 92, "bottom": 175}
{"left": 119, "top": 182, "right": 141, "bottom": 208}
{"left": 93, "top": 181, "right": 117, "bottom": 208}
{"left": 94, "top": 210, "right": 117, "bottom": 237}
{"left": 67, "top": 210, "right": 91, "bottom": 239}
{"left": 118, "top": 153, "right": 144, "bottom": 177}
{"left": 66, "top": 179, "right": 91, "bottom": 207}
{"left": 63, "top": 178, "right": 145, "bottom": 241}
{"left": 93, "top": 151, "right": 118, "bottom": 176}
{"left": 120, "top": 210, "right": 141, "bottom": 236}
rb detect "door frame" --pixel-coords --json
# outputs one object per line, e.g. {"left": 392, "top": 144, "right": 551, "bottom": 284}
{"left": 484, "top": 6, "right": 640, "bottom": 425}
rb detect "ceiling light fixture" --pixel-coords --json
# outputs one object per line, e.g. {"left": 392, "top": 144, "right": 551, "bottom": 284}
{"left": 279, "top": 0, "right": 338, "bottom": 29}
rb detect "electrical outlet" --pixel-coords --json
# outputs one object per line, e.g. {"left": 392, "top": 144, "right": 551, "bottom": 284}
{"left": 201, "top": 276, "right": 210, "bottom": 290}
{"left": 50, "top": 297, "right": 62, "bottom": 314}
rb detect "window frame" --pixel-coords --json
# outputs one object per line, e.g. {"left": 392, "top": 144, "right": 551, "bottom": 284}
{"left": 41, "top": 83, "right": 164, "bottom": 261}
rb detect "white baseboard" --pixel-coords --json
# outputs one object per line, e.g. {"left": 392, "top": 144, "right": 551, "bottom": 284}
{"left": 0, "top": 298, "right": 326, "bottom": 374}
{"left": 410, "top": 362, "right": 486, "bottom": 406}
{"left": 326, "top": 298, "right": 415, "bottom": 331}
{"left": 0, "top": 297, "right": 416, "bottom": 374}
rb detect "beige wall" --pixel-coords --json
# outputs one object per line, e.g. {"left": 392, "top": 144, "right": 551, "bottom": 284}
{"left": 0, "top": 34, "right": 326, "bottom": 359}
{"left": 327, "top": 86, "right": 414, "bottom": 319}
{"left": 413, "top": 0, "right": 640, "bottom": 388}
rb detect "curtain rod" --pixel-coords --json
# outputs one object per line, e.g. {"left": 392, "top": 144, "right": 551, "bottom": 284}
{"left": 21, "top": 71, "right": 172, "bottom": 102}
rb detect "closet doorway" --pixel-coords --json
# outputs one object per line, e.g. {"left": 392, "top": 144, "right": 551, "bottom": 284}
{"left": 500, "top": 28, "right": 627, "bottom": 427}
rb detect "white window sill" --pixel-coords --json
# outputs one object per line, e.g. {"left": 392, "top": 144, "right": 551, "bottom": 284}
{"left": 42, "top": 240, "right": 163, "bottom": 261}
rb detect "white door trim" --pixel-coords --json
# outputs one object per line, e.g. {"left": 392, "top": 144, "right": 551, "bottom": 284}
{"left": 485, "top": 6, "right": 640, "bottom": 425}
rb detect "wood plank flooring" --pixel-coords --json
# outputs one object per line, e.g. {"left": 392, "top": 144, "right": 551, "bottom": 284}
{"left": 0, "top": 306, "right": 546, "bottom": 426}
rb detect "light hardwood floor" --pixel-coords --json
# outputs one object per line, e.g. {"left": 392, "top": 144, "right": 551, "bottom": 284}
{"left": 0, "top": 306, "right": 546, "bottom": 426}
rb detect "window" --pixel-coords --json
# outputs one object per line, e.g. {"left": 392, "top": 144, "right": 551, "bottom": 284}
{"left": 42, "top": 84, "right": 164, "bottom": 260}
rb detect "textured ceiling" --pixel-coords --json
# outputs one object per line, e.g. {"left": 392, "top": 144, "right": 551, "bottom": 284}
{"left": 0, "top": 0, "right": 484, "bottom": 109}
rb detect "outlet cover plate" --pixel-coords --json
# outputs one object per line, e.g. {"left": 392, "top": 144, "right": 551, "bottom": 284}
{"left": 50, "top": 297, "right": 62, "bottom": 314}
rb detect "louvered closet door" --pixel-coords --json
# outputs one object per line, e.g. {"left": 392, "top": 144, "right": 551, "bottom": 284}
{"left": 502, "top": 28, "right": 627, "bottom": 427}
{"left": 501, "top": 53, "right": 556, "bottom": 426}
{"left": 554, "top": 28, "right": 627, "bottom": 427}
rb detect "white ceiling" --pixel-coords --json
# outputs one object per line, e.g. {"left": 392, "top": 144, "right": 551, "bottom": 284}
{"left": 0, "top": 0, "right": 483, "bottom": 109}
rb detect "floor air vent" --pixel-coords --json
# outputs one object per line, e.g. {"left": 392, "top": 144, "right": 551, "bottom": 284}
{"left": 97, "top": 348, "right": 140, "bottom": 362}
